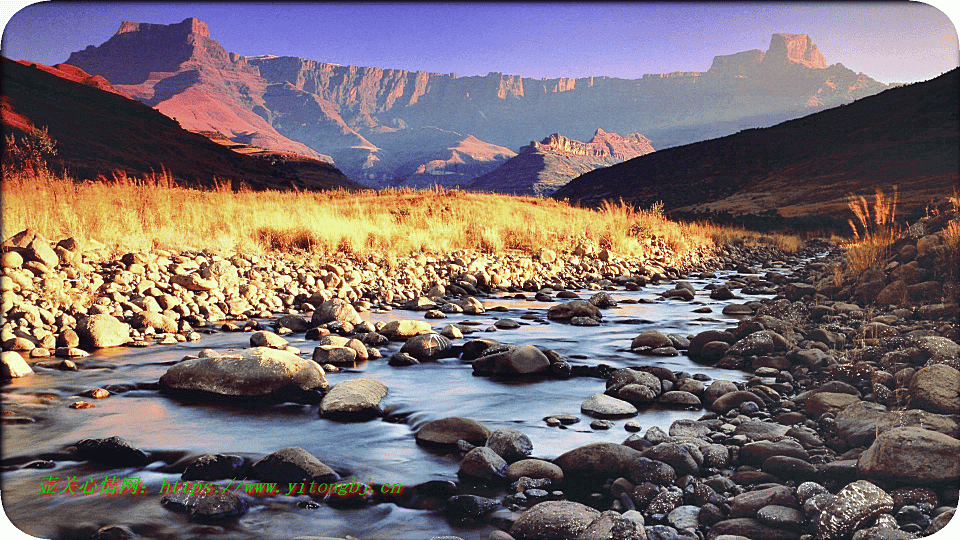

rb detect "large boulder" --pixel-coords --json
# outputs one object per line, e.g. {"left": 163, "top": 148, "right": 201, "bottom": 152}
{"left": 908, "top": 364, "right": 960, "bottom": 414}
{"left": 311, "top": 298, "right": 362, "bottom": 326}
{"left": 320, "top": 378, "right": 388, "bottom": 420}
{"left": 472, "top": 345, "right": 551, "bottom": 376}
{"left": 547, "top": 300, "right": 601, "bottom": 321}
{"left": 416, "top": 417, "right": 491, "bottom": 448}
{"left": 817, "top": 480, "right": 893, "bottom": 540}
{"left": 581, "top": 394, "right": 638, "bottom": 418}
{"left": 510, "top": 500, "right": 601, "bottom": 540}
{"left": 1, "top": 351, "right": 33, "bottom": 379}
{"left": 398, "top": 333, "right": 451, "bottom": 361}
{"left": 486, "top": 428, "right": 534, "bottom": 463}
{"left": 379, "top": 319, "right": 433, "bottom": 340}
{"left": 159, "top": 347, "right": 328, "bottom": 397}
{"left": 856, "top": 427, "right": 960, "bottom": 483}
{"left": 76, "top": 314, "right": 131, "bottom": 349}
{"left": 554, "top": 443, "right": 642, "bottom": 492}
{"left": 249, "top": 447, "right": 338, "bottom": 484}
{"left": 836, "top": 401, "right": 960, "bottom": 447}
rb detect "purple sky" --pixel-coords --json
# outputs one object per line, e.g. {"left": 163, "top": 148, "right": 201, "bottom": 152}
{"left": 1, "top": 2, "right": 958, "bottom": 84}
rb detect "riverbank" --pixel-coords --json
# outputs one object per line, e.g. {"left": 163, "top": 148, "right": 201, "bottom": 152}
{"left": 1, "top": 184, "right": 958, "bottom": 540}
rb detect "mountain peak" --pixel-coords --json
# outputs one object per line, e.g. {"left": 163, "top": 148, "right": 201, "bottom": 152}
{"left": 765, "top": 33, "right": 827, "bottom": 69}
{"left": 116, "top": 17, "right": 209, "bottom": 38}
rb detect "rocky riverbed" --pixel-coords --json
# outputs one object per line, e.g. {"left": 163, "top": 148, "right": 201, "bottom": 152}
{"left": 1, "top": 208, "right": 958, "bottom": 540}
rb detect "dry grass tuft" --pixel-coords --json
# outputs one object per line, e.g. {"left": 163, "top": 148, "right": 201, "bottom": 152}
{"left": 0, "top": 169, "right": 798, "bottom": 265}
{"left": 843, "top": 188, "right": 900, "bottom": 276}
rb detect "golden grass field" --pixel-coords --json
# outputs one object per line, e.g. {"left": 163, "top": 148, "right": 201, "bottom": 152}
{"left": 1, "top": 169, "right": 804, "bottom": 264}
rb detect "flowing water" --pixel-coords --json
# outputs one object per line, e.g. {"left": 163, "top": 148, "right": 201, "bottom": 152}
{"left": 2, "top": 271, "right": 777, "bottom": 539}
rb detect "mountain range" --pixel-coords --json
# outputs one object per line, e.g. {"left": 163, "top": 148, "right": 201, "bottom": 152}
{"left": 554, "top": 68, "right": 959, "bottom": 222}
{"left": 469, "top": 129, "right": 655, "bottom": 196}
{"left": 0, "top": 57, "right": 356, "bottom": 191}
{"left": 63, "top": 18, "right": 889, "bottom": 186}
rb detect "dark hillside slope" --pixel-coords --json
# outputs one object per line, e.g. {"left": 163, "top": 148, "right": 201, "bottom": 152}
{"left": 555, "top": 68, "right": 959, "bottom": 221}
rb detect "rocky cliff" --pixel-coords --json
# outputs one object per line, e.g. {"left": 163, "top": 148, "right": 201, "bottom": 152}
{"left": 64, "top": 19, "right": 889, "bottom": 184}
{"left": 469, "top": 129, "right": 655, "bottom": 196}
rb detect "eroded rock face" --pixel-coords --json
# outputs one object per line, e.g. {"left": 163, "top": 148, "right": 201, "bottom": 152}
{"left": 158, "top": 347, "right": 327, "bottom": 397}
{"left": 817, "top": 480, "right": 893, "bottom": 540}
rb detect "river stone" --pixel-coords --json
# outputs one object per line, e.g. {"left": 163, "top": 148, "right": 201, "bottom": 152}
{"left": 667, "top": 505, "right": 701, "bottom": 531}
{"left": 757, "top": 505, "right": 806, "bottom": 529}
{"left": 689, "top": 330, "right": 736, "bottom": 359}
{"left": 159, "top": 347, "right": 328, "bottom": 397}
{"left": 739, "top": 439, "right": 809, "bottom": 466}
{"left": 75, "top": 436, "right": 150, "bottom": 466}
{"left": 607, "top": 368, "right": 661, "bottom": 395}
{"left": 554, "top": 443, "right": 642, "bottom": 492}
{"left": 459, "top": 447, "right": 508, "bottom": 481}
{"left": 762, "top": 455, "right": 818, "bottom": 481}
{"left": 658, "top": 391, "right": 701, "bottom": 408}
{"left": 76, "top": 314, "right": 131, "bottom": 349}
{"left": 588, "top": 292, "right": 617, "bottom": 308}
{"left": 817, "top": 481, "right": 893, "bottom": 540}
{"left": 669, "top": 419, "right": 712, "bottom": 439}
{"left": 711, "top": 390, "right": 765, "bottom": 413}
{"left": 416, "top": 417, "right": 491, "bottom": 448}
{"left": 312, "top": 298, "right": 362, "bottom": 326}
{"left": 915, "top": 336, "right": 960, "bottom": 361}
{"left": 1, "top": 351, "right": 32, "bottom": 379}
{"left": 582, "top": 394, "right": 638, "bottom": 418}
{"left": 632, "top": 330, "right": 673, "bottom": 350}
{"left": 399, "top": 333, "right": 451, "bottom": 361}
{"left": 641, "top": 443, "right": 700, "bottom": 476}
{"left": 446, "top": 494, "right": 500, "bottom": 521}
{"left": 320, "top": 378, "right": 388, "bottom": 420}
{"left": 250, "top": 447, "right": 337, "bottom": 484}
{"left": 629, "top": 457, "right": 677, "bottom": 486}
{"left": 506, "top": 459, "right": 564, "bottom": 483}
{"left": 703, "top": 380, "right": 738, "bottom": 406}
{"left": 182, "top": 454, "right": 246, "bottom": 480}
{"left": 707, "top": 518, "right": 801, "bottom": 540}
{"left": 170, "top": 273, "right": 217, "bottom": 292}
{"left": 618, "top": 383, "right": 661, "bottom": 405}
{"left": 730, "top": 485, "right": 797, "bottom": 517}
{"left": 312, "top": 345, "right": 357, "bottom": 365}
{"left": 130, "top": 311, "right": 178, "bottom": 333}
{"left": 856, "top": 427, "right": 960, "bottom": 483}
{"left": 728, "top": 332, "right": 777, "bottom": 357}
{"left": 486, "top": 428, "right": 533, "bottom": 463}
{"left": 379, "top": 320, "right": 433, "bottom": 340}
{"left": 275, "top": 315, "right": 310, "bottom": 332}
{"left": 734, "top": 421, "right": 790, "bottom": 441}
{"left": 908, "top": 364, "right": 960, "bottom": 414}
{"left": 250, "top": 330, "right": 289, "bottom": 349}
{"left": 473, "top": 345, "right": 551, "bottom": 375}
{"left": 579, "top": 511, "right": 645, "bottom": 539}
{"left": 804, "top": 392, "right": 860, "bottom": 417}
{"left": 547, "top": 300, "right": 601, "bottom": 321}
{"left": 836, "top": 401, "right": 960, "bottom": 447}
{"left": 510, "top": 500, "right": 601, "bottom": 540}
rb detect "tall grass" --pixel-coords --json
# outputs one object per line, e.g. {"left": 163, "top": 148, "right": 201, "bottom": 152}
{"left": 1, "top": 170, "right": 793, "bottom": 265}
{"left": 843, "top": 188, "right": 900, "bottom": 276}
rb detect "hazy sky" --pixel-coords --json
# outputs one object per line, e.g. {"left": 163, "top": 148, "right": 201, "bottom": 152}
{"left": 1, "top": 2, "right": 958, "bottom": 84}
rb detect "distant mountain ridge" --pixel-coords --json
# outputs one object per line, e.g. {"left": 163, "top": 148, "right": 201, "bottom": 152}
{"left": 469, "top": 129, "right": 655, "bottom": 196}
{"left": 553, "top": 68, "right": 959, "bottom": 221}
{"left": 65, "top": 19, "right": 890, "bottom": 185}
{"left": 1, "top": 57, "right": 356, "bottom": 191}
